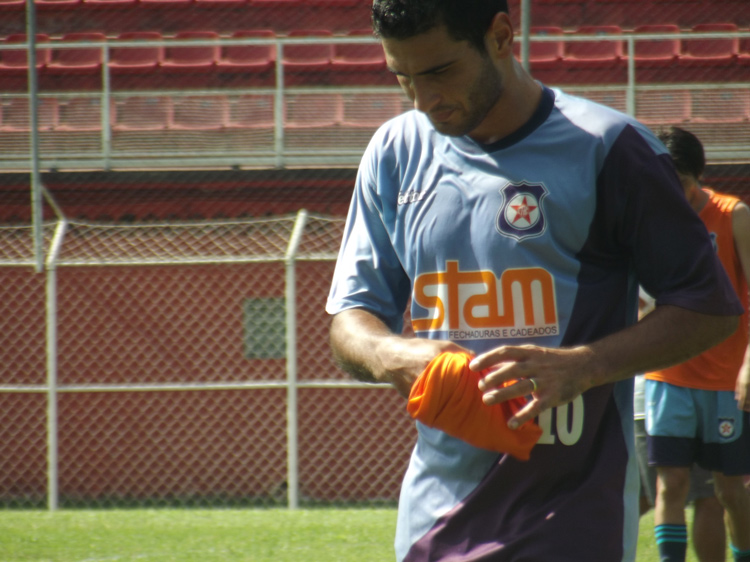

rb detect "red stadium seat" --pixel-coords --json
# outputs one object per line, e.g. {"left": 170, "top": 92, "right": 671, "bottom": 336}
{"left": 581, "top": 89, "right": 627, "bottom": 113}
{"left": 331, "top": 29, "right": 385, "bottom": 73}
{"left": 249, "top": 0, "right": 303, "bottom": 4}
{"left": 514, "top": 26, "right": 564, "bottom": 69}
{"left": 217, "top": 30, "right": 276, "bottom": 73}
{"left": 110, "top": 32, "right": 164, "bottom": 74}
{"left": 283, "top": 29, "right": 333, "bottom": 75}
{"left": 82, "top": 0, "right": 136, "bottom": 7}
{"left": 140, "top": 0, "right": 191, "bottom": 6}
{"left": 564, "top": 26, "right": 624, "bottom": 68}
{"left": 195, "top": 0, "right": 244, "bottom": 5}
{"left": 1, "top": 96, "right": 58, "bottom": 131}
{"left": 635, "top": 89, "right": 691, "bottom": 125}
{"left": 0, "top": 34, "right": 51, "bottom": 74}
{"left": 57, "top": 97, "right": 104, "bottom": 131}
{"left": 633, "top": 24, "right": 680, "bottom": 67}
{"left": 112, "top": 96, "right": 171, "bottom": 130}
{"left": 284, "top": 93, "right": 341, "bottom": 128}
{"left": 341, "top": 93, "right": 403, "bottom": 128}
{"left": 305, "top": 0, "right": 361, "bottom": 4}
{"left": 226, "top": 94, "right": 275, "bottom": 129}
{"left": 0, "top": 0, "right": 24, "bottom": 8}
{"left": 680, "top": 23, "right": 739, "bottom": 67}
{"left": 740, "top": 36, "right": 750, "bottom": 66}
{"left": 171, "top": 95, "right": 228, "bottom": 130}
{"left": 162, "top": 31, "right": 219, "bottom": 72}
{"left": 35, "top": 0, "right": 80, "bottom": 7}
{"left": 690, "top": 89, "right": 750, "bottom": 123}
{"left": 47, "top": 32, "right": 106, "bottom": 74}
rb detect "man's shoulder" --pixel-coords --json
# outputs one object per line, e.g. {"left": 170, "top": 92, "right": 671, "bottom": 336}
{"left": 362, "top": 110, "right": 442, "bottom": 168}
{"left": 375, "top": 109, "right": 429, "bottom": 138}
{"left": 549, "top": 87, "right": 658, "bottom": 152}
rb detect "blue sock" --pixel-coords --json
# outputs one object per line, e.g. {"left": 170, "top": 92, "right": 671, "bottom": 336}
{"left": 655, "top": 524, "right": 687, "bottom": 562}
{"left": 731, "top": 544, "right": 750, "bottom": 562}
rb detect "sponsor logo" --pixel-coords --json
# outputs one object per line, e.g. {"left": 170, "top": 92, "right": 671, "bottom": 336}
{"left": 411, "top": 261, "right": 559, "bottom": 340}
{"left": 496, "top": 181, "right": 548, "bottom": 241}
{"left": 719, "top": 418, "right": 735, "bottom": 439}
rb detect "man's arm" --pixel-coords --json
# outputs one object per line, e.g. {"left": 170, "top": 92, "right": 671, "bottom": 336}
{"left": 732, "top": 202, "right": 750, "bottom": 411}
{"left": 329, "top": 308, "right": 466, "bottom": 398}
{"left": 472, "top": 305, "right": 738, "bottom": 428}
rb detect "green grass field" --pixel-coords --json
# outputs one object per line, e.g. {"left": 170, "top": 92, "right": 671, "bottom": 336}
{"left": 0, "top": 507, "right": 717, "bottom": 561}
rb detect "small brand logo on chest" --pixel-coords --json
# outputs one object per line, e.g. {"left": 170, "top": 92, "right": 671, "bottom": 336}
{"left": 398, "top": 190, "right": 426, "bottom": 206}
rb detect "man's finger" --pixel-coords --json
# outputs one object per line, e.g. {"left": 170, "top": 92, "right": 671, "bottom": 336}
{"left": 507, "top": 399, "right": 542, "bottom": 430}
{"left": 481, "top": 378, "right": 528, "bottom": 406}
{"left": 477, "top": 363, "right": 519, "bottom": 392}
{"left": 470, "top": 346, "right": 529, "bottom": 372}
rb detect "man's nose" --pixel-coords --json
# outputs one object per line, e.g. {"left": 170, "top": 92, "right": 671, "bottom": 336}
{"left": 410, "top": 79, "right": 441, "bottom": 114}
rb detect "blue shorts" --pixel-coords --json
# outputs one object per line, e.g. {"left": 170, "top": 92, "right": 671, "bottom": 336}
{"left": 645, "top": 379, "right": 750, "bottom": 475}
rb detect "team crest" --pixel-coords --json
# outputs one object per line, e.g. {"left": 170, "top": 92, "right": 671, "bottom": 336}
{"left": 496, "top": 181, "right": 548, "bottom": 241}
{"left": 718, "top": 418, "right": 735, "bottom": 439}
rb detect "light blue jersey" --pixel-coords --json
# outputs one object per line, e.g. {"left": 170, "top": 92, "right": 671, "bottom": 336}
{"left": 326, "top": 86, "right": 741, "bottom": 561}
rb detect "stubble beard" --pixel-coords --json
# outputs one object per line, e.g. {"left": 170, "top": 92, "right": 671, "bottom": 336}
{"left": 432, "top": 56, "right": 505, "bottom": 139}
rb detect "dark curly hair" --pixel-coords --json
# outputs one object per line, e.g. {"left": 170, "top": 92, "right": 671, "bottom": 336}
{"left": 658, "top": 126, "right": 706, "bottom": 180}
{"left": 372, "top": 0, "right": 509, "bottom": 52}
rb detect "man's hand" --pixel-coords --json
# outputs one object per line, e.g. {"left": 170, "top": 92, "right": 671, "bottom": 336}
{"left": 375, "top": 335, "right": 467, "bottom": 398}
{"left": 470, "top": 344, "right": 596, "bottom": 429}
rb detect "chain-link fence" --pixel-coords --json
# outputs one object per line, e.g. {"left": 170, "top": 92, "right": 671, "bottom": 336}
{"left": 0, "top": 212, "right": 415, "bottom": 509}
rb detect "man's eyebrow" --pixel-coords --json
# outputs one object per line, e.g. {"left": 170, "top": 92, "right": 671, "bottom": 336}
{"left": 387, "top": 61, "right": 454, "bottom": 77}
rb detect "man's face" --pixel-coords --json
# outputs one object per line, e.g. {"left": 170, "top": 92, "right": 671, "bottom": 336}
{"left": 382, "top": 25, "right": 504, "bottom": 138}
{"left": 677, "top": 170, "right": 697, "bottom": 199}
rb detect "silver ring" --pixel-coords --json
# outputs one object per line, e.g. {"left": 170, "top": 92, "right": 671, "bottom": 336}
{"left": 529, "top": 378, "right": 538, "bottom": 393}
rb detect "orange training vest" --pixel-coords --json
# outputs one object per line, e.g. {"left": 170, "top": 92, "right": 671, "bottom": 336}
{"left": 646, "top": 189, "right": 749, "bottom": 390}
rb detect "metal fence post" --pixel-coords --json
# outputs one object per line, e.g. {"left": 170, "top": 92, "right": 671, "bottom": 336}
{"left": 274, "top": 39, "right": 285, "bottom": 169}
{"left": 25, "top": 0, "right": 44, "bottom": 273}
{"left": 626, "top": 36, "right": 636, "bottom": 117}
{"left": 45, "top": 219, "right": 67, "bottom": 510}
{"left": 285, "top": 209, "right": 308, "bottom": 509}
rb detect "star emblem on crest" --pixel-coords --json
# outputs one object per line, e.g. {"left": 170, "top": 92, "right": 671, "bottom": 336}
{"left": 719, "top": 419, "right": 735, "bottom": 438}
{"left": 510, "top": 196, "right": 538, "bottom": 226}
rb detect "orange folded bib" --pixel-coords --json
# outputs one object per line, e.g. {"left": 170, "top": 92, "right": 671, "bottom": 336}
{"left": 407, "top": 351, "right": 542, "bottom": 460}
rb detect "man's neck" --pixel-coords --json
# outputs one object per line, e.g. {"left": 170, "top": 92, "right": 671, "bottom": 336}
{"left": 468, "top": 61, "right": 543, "bottom": 145}
{"left": 689, "top": 184, "right": 709, "bottom": 213}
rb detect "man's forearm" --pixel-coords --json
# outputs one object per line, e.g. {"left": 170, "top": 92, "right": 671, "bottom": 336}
{"left": 329, "top": 308, "right": 465, "bottom": 397}
{"left": 329, "top": 308, "right": 398, "bottom": 384}
{"left": 586, "top": 304, "right": 738, "bottom": 388}
{"left": 472, "top": 304, "right": 739, "bottom": 428}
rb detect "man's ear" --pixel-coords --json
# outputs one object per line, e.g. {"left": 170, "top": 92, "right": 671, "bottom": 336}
{"left": 486, "top": 12, "right": 514, "bottom": 59}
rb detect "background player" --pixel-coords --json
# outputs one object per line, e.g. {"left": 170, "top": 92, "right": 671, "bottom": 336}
{"left": 645, "top": 126, "right": 750, "bottom": 562}
{"left": 637, "top": 290, "right": 727, "bottom": 562}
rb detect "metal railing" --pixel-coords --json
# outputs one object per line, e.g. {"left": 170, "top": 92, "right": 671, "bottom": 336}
{"left": 0, "top": 30, "right": 748, "bottom": 171}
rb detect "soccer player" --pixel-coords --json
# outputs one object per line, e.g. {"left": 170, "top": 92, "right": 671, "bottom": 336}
{"left": 645, "top": 127, "right": 750, "bottom": 562}
{"left": 636, "top": 289, "right": 727, "bottom": 562}
{"left": 325, "top": 2, "right": 742, "bottom": 560}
